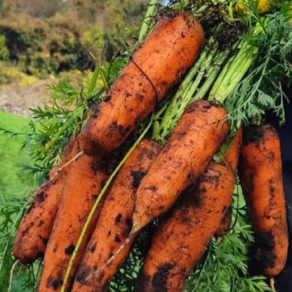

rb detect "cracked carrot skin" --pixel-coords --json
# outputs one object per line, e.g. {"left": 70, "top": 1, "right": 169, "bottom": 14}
{"left": 38, "top": 152, "right": 119, "bottom": 292}
{"left": 13, "top": 137, "right": 80, "bottom": 264}
{"left": 239, "top": 124, "right": 288, "bottom": 277}
{"left": 79, "top": 11, "right": 205, "bottom": 156}
{"left": 131, "top": 100, "right": 229, "bottom": 233}
{"left": 215, "top": 127, "right": 242, "bottom": 237}
{"left": 72, "top": 139, "right": 162, "bottom": 292}
{"left": 134, "top": 162, "right": 235, "bottom": 292}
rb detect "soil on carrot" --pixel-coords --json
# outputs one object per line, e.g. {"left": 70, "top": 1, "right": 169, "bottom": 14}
{"left": 242, "top": 125, "right": 278, "bottom": 146}
{"left": 254, "top": 230, "right": 276, "bottom": 269}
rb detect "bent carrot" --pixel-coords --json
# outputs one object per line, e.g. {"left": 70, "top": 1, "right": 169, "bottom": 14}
{"left": 238, "top": 124, "right": 288, "bottom": 277}
{"left": 38, "top": 152, "right": 120, "bottom": 292}
{"left": 72, "top": 139, "right": 162, "bottom": 292}
{"left": 134, "top": 162, "right": 235, "bottom": 292}
{"left": 92, "top": 100, "right": 229, "bottom": 276}
{"left": 13, "top": 137, "right": 79, "bottom": 264}
{"left": 79, "top": 12, "right": 204, "bottom": 156}
{"left": 215, "top": 127, "right": 242, "bottom": 238}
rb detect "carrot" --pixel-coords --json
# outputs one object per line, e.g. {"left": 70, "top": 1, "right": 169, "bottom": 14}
{"left": 221, "top": 127, "right": 242, "bottom": 172}
{"left": 134, "top": 162, "right": 235, "bottom": 292}
{"left": 13, "top": 137, "right": 80, "bottom": 264}
{"left": 238, "top": 124, "right": 288, "bottom": 277}
{"left": 132, "top": 101, "right": 229, "bottom": 233}
{"left": 215, "top": 127, "right": 242, "bottom": 238}
{"left": 91, "top": 100, "right": 229, "bottom": 277}
{"left": 38, "top": 151, "right": 120, "bottom": 292}
{"left": 72, "top": 139, "right": 162, "bottom": 292}
{"left": 79, "top": 11, "right": 204, "bottom": 156}
{"left": 215, "top": 207, "right": 232, "bottom": 237}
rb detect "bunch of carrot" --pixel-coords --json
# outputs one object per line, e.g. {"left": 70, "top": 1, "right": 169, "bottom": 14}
{"left": 11, "top": 3, "right": 290, "bottom": 292}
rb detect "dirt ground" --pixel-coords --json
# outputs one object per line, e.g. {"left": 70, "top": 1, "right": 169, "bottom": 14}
{"left": 0, "top": 80, "right": 53, "bottom": 118}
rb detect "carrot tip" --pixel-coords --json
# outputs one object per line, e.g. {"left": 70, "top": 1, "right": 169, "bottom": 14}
{"left": 216, "top": 237, "right": 222, "bottom": 245}
{"left": 270, "top": 277, "right": 276, "bottom": 291}
{"left": 8, "top": 260, "right": 20, "bottom": 292}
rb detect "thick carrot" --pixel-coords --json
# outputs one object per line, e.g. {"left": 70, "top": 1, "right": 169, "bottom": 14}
{"left": 215, "top": 127, "right": 242, "bottom": 237}
{"left": 238, "top": 124, "right": 288, "bottom": 277}
{"left": 134, "top": 162, "right": 235, "bottom": 292}
{"left": 13, "top": 137, "right": 79, "bottom": 264}
{"left": 38, "top": 152, "right": 120, "bottom": 292}
{"left": 72, "top": 139, "right": 162, "bottom": 292}
{"left": 79, "top": 12, "right": 204, "bottom": 156}
{"left": 91, "top": 101, "right": 229, "bottom": 277}
{"left": 132, "top": 101, "right": 229, "bottom": 233}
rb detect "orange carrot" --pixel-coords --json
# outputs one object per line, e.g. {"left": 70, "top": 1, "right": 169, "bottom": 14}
{"left": 38, "top": 151, "right": 120, "bottom": 292}
{"left": 79, "top": 12, "right": 204, "bottom": 156}
{"left": 239, "top": 124, "right": 288, "bottom": 277}
{"left": 215, "top": 207, "right": 232, "bottom": 238}
{"left": 132, "top": 101, "right": 229, "bottom": 234}
{"left": 215, "top": 127, "right": 242, "bottom": 238}
{"left": 222, "top": 127, "right": 243, "bottom": 172}
{"left": 91, "top": 100, "right": 229, "bottom": 277}
{"left": 134, "top": 162, "right": 235, "bottom": 292}
{"left": 13, "top": 137, "right": 79, "bottom": 264}
{"left": 72, "top": 139, "right": 162, "bottom": 292}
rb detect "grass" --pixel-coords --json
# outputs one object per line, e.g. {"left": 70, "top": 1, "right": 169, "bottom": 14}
{"left": 0, "top": 110, "right": 37, "bottom": 200}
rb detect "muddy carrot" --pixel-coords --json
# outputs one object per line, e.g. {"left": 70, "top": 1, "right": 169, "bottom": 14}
{"left": 72, "top": 139, "right": 162, "bottom": 292}
{"left": 13, "top": 137, "right": 79, "bottom": 264}
{"left": 79, "top": 11, "right": 204, "bottom": 156}
{"left": 239, "top": 124, "right": 288, "bottom": 277}
{"left": 134, "top": 162, "right": 235, "bottom": 292}
{"left": 215, "top": 127, "right": 242, "bottom": 238}
{"left": 38, "top": 151, "right": 120, "bottom": 292}
{"left": 90, "top": 100, "right": 229, "bottom": 277}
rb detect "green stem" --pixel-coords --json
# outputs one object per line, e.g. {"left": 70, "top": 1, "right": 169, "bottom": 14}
{"left": 214, "top": 47, "right": 256, "bottom": 103}
{"left": 60, "top": 116, "right": 154, "bottom": 292}
{"left": 158, "top": 48, "right": 209, "bottom": 140}
{"left": 86, "top": 67, "right": 99, "bottom": 98}
{"left": 209, "top": 54, "right": 236, "bottom": 100}
{"left": 44, "top": 123, "right": 69, "bottom": 151}
{"left": 191, "top": 51, "right": 229, "bottom": 102}
{"left": 89, "top": 52, "right": 108, "bottom": 91}
{"left": 225, "top": 49, "right": 258, "bottom": 97}
{"left": 192, "top": 4, "right": 209, "bottom": 17}
{"left": 158, "top": 48, "right": 218, "bottom": 143}
{"left": 139, "top": 0, "right": 158, "bottom": 42}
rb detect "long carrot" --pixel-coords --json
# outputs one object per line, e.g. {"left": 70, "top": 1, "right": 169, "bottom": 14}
{"left": 134, "top": 162, "right": 235, "bottom": 292}
{"left": 238, "top": 124, "right": 288, "bottom": 277}
{"left": 215, "top": 127, "right": 242, "bottom": 238}
{"left": 79, "top": 11, "right": 204, "bottom": 156}
{"left": 13, "top": 137, "right": 79, "bottom": 264}
{"left": 132, "top": 101, "right": 229, "bottom": 233}
{"left": 90, "top": 100, "right": 229, "bottom": 277}
{"left": 38, "top": 151, "right": 120, "bottom": 292}
{"left": 71, "top": 139, "right": 162, "bottom": 292}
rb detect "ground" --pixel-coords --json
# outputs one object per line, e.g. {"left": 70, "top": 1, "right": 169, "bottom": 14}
{"left": 0, "top": 80, "right": 52, "bottom": 118}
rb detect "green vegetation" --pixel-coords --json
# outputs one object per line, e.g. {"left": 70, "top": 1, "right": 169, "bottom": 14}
{"left": 0, "top": 111, "right": 36, "bottom": 200}
{"left": 0, "top": 0, "right": 148, "bottom": 83}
